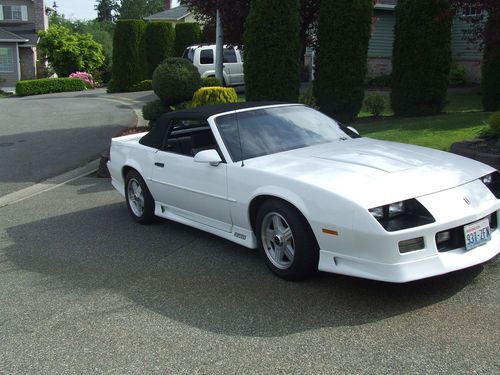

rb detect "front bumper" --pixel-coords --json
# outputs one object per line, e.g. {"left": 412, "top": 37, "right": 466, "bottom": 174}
{"left": 318, "top": 229, "right": 499, "bottom": 282}
{"left": 317, "top": 179, "right": 500, "bottom": 282}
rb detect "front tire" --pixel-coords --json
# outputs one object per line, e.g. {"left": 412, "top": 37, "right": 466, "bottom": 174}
{"left": 125, "top": 170, "right": 155, "bottom": 224}
{"left": 256, "top": 200, "right": 319, "bottom": 280}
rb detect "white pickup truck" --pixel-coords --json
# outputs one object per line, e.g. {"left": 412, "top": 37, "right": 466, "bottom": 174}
{"left": 182, "top": 44, "right": 244, "bottom": 86}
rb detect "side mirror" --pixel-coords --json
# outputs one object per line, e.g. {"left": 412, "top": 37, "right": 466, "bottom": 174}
{"left": 347, "top": 126, "right": 359, "bottom": 135}
{"left": 194, "top": 149, "right": 222, "bottom": 166}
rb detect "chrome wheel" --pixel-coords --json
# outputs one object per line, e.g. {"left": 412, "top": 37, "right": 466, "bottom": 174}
{"left": 127, "top": 178, "right": 144, "bottom": 217}
{"left": 261, "top": 212, "right": 295, "bottom": 270}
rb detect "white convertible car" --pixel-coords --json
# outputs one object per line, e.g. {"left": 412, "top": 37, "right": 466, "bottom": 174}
{"left": 108, "top": 103, "right": 500, "bottom": 282}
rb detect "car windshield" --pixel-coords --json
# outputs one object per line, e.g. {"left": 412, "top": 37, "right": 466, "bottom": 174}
{"left": 215, "top": 105, "right": 357, "bottom": 162}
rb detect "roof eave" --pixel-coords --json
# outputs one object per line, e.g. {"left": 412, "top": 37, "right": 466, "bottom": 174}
{"left": 374, "top": 4, "right": 395, "bottom": 10}
{"left": 0, "top": 38, "right": 29, "bottom": 42}
{"left": 144, "top": 10, "right": 191, "bottom": 21}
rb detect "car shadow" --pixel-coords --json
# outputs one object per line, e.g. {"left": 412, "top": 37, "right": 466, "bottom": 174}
{"left": 3, "top": 201, "right": 488, "bottom": 338}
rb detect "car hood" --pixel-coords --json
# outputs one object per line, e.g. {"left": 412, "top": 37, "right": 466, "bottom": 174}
{"left": 244, "top": 138, "right": 495, "bottom": 208}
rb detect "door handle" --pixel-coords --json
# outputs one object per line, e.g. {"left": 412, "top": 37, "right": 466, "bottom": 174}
{"left": 154, "top": 162, "right": 164, "bottom": 168}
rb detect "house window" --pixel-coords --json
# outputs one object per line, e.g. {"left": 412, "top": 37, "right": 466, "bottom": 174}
{"left": 463, "top": 7, "right": 482, "bottom": 17}
{"left": 0, "top": 48, "right": 14, "bottom": 72}
{"left": 200, "top": 49, "right": 214, "bottom": 65}
{"left": 1, "top": 5, "right": 28, "bottom": 21}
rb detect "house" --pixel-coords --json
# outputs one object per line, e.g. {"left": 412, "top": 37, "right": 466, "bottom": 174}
{"left": 144, "top": 1, "right": 196, "bottom": 25}
{"left": 0, "top": 0, "right": 49, "bottom": 92}
{"left": 369, "top": 0, "right": 483, "bottom": 82}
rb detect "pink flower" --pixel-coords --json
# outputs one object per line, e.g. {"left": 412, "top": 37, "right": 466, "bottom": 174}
{"left": 69, "top": 72, "right": 95, "bottom": 88}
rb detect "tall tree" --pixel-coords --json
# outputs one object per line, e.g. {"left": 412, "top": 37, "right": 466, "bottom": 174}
{"left": 118, "top": 0, "right": 164, "bottom": 20}
{"left": 481, "top": 10, "right": 500, "bottom": 111}
{"left": 38, "top": 25, "right": 105, "bottom": 77}
{"left": 95, "top": 0, "right": 118, "bottom": 22}
{"left": 313, "top": 0, "right": 373, "bottom": 123}
{"left": 173, "top": 23, "right": 201, "bottom": 57}
{"left": 181, "top": 0, "right": 319, "bottom": 47}
{"left": 244, "top": 0, "right": 300, "bottom": 101}
{"left": 144, "top": 22, "right": 175, "bottom": 78}
{"left": 391, "top": 0, "right": 453, "bottom": 117}
{"left": 110, "top": 20, "right": 146, "bottom": 92}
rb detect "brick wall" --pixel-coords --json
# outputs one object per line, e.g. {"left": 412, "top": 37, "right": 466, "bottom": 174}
{"left": 19, "top": 47, "right": 36, "bottom": 80}
{"left": 367, "top": 57, "right": 392, "bottom": 78}
{"left": 33, "top": 0, "right": 48, "bottom": 32}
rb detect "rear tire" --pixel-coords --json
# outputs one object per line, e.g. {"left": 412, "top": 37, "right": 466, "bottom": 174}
{"left": 256, "top": 200, "right": 319, "bottom": 280}
{"left": 125, "top": 170, "right": 155, "bottom": 224}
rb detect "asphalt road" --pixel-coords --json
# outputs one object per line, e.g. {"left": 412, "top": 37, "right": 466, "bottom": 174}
{"left": 0, "top": 176, "right": 499, "bottom": 374}
{"left": 0, "top": 89, "right": 157, "bottom": 197}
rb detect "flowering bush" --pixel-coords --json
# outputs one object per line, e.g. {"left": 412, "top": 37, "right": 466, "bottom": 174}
{"left": 69, "top": 72, "right": 95, "bottom": 89}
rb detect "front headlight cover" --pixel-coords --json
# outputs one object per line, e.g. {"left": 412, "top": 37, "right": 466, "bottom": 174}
{"left": 369, "top": 201, "right": 405, "bottom": 219}
{"left": 481, "top": 171, "right": 500, "bottom": 198}
{"left": 369, "top": 199, "right": 435, "bottom": 232}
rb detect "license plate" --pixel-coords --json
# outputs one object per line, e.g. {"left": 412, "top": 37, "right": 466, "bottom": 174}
{"left": 464, "top": 218, "right": 491, "bottom": 250}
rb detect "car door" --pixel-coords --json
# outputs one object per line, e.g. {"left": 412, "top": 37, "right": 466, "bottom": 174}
{"left": 149, "top": 119, "right": 232, "bottom": 232}
{"left": 223, "top": 48, "right": 244, "bottom": 85}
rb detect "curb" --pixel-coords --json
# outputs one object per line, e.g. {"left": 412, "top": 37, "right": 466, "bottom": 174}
{"left": 0, "top": 159, "right": 100, "bottom": 208}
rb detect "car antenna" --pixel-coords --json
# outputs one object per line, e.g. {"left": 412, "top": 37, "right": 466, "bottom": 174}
{"left": 234, "top": 104, "right": 245, "bottom": 167}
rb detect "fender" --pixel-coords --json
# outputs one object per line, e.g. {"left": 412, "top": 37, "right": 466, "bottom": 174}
{"left": 249, "top": 185, "right": 311, "bottom": 221}
{"left": 200, "top": 71, "right": 230, "bottom": 85}
{"left": 122, "top": 160, "right": 146, "bottom": 179}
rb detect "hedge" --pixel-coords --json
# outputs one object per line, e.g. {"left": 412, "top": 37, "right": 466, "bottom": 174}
{"left": 201, "top": 76, "right": 222, "bottom": 87}
{"left": 110, "top": 19, "right": 146, "bottom": 93}
{"left": 152, "top": 57, "right": 202, "bottom": 106}
{"left": 313, "top": 0, "right": 373, "bottom": 123}
{"left": 191, "top": 87, "right": 238, "bottom": 107}
{"left": 144, "top": 22, "right": 175, "bottom": 79}
{"left": 173, "top": 23, "right": 201, "bottom": 57}
{"left": 130, "top": 80, "right": 152, "bottom": 92}
{"left": 391, "top": 0, "right": 453, "bottom": 116}
{"left": 244, "top": 0, "right": 300, "bottom": 102}
{"left": 142, "top": 99, "right": 170, "bottom": 126}
{"left": 16, "top": 78, "right": 86, "bottom": 96}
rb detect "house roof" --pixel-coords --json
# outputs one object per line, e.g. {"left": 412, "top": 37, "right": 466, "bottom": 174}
{"left": 374, "top": 0, "right": 397, "bottom": 10}
{"left": 0, "top": 25, "right": 38, "bottom": 45}
{"left": 0, "top": 27, "right": 29, "bottom": 43}
{"left": 144, "top": 5, "right": 191, "bottom": 21}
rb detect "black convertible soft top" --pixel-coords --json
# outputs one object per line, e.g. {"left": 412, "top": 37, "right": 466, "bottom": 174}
{"left": 139, "top": 101, "right": 286, "bottom": 149}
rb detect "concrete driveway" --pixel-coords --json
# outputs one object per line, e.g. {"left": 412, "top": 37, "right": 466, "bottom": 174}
{"left": 0, "top": 89, "right": 156, "bottom": 197}
{"left": 0, "top": 175, "right": 498, "bottom": 374}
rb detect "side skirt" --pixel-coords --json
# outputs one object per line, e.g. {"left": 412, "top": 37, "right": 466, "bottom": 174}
{"left": 154, "top": 202, "right": 258, "bottom": 249}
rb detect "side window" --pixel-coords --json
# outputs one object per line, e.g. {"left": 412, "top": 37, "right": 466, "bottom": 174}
{"left": 0, "top": 47, "right": 14, "bottom": 72}
{"left": 165, "top": 120, "right": 217, "bottom": 157}
{"left": 199, "top": 49, "right": 214, "bottom": 65}
{"left": 1, "top": 5, "right": 27, "bottom": 21}
{"left": 223, "top": 48, "right": 237, "bottom": 63}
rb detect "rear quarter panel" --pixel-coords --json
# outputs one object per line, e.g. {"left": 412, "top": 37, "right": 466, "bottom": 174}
{"left": 108, "top": 134, "right": 156, "bottom": 196}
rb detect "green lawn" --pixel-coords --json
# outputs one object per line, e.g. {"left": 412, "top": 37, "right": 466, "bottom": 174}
{"left": 358, "top": 89, "right": 483, "bottom": 117}
{"left": 355, "top": 90, "right": 489, "bottom": 151}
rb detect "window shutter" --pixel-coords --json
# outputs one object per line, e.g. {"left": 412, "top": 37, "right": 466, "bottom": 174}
{"left": 21, "top": 5, "right": 28, "bottom": 21}
{"left": 0, "top": 6, "right": 4, "bottom": 21}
